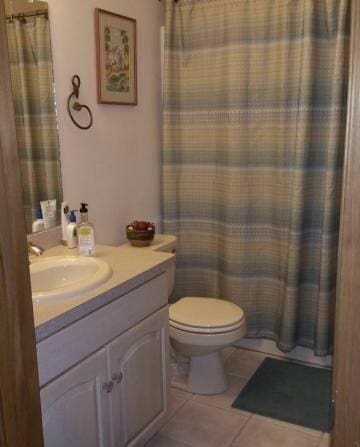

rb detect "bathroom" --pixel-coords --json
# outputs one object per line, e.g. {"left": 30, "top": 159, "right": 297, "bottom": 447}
{"left": 0, "top": 0, "right": 359, "bottom": 446}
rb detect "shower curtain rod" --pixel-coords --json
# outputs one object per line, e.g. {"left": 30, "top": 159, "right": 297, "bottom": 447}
{"left": 5, "top": 9, "right": 48, "bottom": 22}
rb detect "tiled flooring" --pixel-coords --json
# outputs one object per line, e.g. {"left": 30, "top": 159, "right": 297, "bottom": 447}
{"left": 146, "top": 348, "right": 331, "bottom": 447}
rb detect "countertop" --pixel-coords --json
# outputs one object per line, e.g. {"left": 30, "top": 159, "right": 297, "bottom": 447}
{"left": 33, "top": 242, "right": 174, "bottom": 343}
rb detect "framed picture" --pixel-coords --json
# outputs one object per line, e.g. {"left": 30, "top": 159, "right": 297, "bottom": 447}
{"left": 95, "top": 9, "right": 137, "bottom": 105}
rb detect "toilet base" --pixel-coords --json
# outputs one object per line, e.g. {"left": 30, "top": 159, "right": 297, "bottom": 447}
{"left": 188, "top": 351, "right": 227, "bottom": 395}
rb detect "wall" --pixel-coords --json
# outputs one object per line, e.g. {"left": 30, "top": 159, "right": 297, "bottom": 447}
{"left": 47, "top": 0, "right": 164, "bottom": 245}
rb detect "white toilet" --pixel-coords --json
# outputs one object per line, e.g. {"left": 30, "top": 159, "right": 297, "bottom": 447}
{"left": 169, "top": 297, "right": 246, "bottom": 394}
{"left": 130, "top": 234, "right": 246, "bottom": 395}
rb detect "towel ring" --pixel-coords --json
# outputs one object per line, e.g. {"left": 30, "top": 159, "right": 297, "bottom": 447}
{"left": 67, "top": 75, "right": 93, "bottom": 130}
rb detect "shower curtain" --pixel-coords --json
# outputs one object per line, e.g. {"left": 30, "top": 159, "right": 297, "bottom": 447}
{"left": 162, "top": 0, "right": 350, "bottom": 355}
{"left": 7, "top": 15, "right": 62, "bottom": 233}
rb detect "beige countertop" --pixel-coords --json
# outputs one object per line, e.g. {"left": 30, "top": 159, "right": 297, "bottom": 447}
{"left": 33, "top": 243, "right": 174, "bottom": 343}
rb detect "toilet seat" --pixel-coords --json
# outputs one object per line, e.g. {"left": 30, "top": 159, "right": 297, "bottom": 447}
{"left": 170, "top": 319, "right": 245, "bottom": 334}
{"left": 169, "top": 297, "right": 245, "bottom": 334}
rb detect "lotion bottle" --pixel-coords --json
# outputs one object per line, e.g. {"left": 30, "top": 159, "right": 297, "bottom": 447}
{"left": 66, "top": 210, "right": 78, "bottom": 249}
{"left": 32, "top": 208, "right": 45, "bottom": 233}
{"left": 77, "top": 203, "right": 96, "bottom": 257}
{"left": 40, "top": 199, "right": 57, "bottom": 229}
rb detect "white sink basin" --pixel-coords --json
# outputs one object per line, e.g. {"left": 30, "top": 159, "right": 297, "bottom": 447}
{"left": 30, "top": 256, "right": 112, "bottom": 302}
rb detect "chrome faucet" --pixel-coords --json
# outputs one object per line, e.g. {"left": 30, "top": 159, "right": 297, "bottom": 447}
{"left": 28, "top": 241, "right": 44, "bottom": 257}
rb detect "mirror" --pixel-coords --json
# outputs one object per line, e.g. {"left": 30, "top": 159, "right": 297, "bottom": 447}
{"left": 5, "top": 0, "right": 63, "bottom": 234}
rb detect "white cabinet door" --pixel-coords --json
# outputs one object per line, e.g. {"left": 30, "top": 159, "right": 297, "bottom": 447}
{"left": 41, "top": 348, "right": 111, "bottom": 447}
{"left": 108, "top": 308, "right": 169, "bottom": 447}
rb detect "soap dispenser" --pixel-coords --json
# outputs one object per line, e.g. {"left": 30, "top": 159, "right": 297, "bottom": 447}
{"left": 66, "top": 210, "right": 78, "bottom": 249}
{"left": 77, "top": 203, "right": 96, "bottom": 257}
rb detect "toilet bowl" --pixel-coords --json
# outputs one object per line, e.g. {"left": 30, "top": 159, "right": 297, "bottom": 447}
{"left": 169, "top": 297, "right": 246, "bottom": 394}
{"left": 127, "top": 234, "right": 246, "bottom": 395}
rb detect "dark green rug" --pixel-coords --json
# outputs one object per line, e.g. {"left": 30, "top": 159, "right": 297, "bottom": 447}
{"left": 232, "top": 357, "right": 332, "bottom": 432}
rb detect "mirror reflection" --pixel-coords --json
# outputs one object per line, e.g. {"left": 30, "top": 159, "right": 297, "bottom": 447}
{"left": 5, "top": 0, "right": 63, "bottom": 233}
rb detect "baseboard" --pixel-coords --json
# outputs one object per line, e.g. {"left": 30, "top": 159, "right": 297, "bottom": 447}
{"left": 235, "top": 338, "right": 333, "bottom": 368}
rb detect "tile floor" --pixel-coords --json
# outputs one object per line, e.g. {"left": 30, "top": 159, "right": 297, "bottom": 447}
{"left": 146, "top": 347, "right": 331, "bottom": 447}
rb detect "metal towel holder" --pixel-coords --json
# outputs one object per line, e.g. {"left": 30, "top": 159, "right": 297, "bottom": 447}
{"left": 67, "top": 75, "right": 94, "bottom": 130}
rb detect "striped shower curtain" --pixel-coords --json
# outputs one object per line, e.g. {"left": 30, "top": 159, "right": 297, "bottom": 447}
{"left": 162, "top": 0, "right": 349, "bottom": 355}
{"left": 7, "top": 15, "right": 62, "bottom": 233}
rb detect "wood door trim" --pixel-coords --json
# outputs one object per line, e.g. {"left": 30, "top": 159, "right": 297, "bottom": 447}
{"left": 0, "top": 0, "right": 359, "bottom": 445}
{"left": 0, "top": 0, "right": 44, "bottom": 445}
{"left": 332, "top": 0, "right": 360, "bottom": 446}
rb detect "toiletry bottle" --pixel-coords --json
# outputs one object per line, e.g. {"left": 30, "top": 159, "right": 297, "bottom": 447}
{"left": 40, "top": 199, "right": 57, "bottom": 229}
{"left": 32, "top": 208, "right": 45, "bottom": 233}
{"left": 66, "top": 210, "right": 78, "bottom": 249}
{"left": 61, "top": 202, "right": 70, "bottom": 245}
{"left": 77, "top": 203, "right": 96, "bottom": 257}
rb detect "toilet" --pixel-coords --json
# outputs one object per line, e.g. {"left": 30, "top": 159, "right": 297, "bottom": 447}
{"left": 129, "top": 234, "right": 246, "bottom": 395}
{"left": 169, "top": 297, "right": 246, "bottom": 394}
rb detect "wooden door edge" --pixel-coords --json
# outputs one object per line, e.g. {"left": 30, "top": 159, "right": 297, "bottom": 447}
{"left": 332, "top": 0, "right": 360, "bottom": 446}
{"left": 0, "top": 0, "right": 44, "bottom": 445}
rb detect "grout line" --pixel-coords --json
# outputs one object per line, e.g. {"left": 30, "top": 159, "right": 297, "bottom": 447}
{"left": 224, "top": 371, "right": 255, "bottom": 380}
{"left": 252, "top": 414, "right": 323, "bottom": 438}
{"left": 159, "top": 391, "right": 192, "bottom": 432}
{"left": 191, "top": 396, "right": 253, "bottom": 419}
{"left": 161, "top": 397, "right": 252, "bottom": 447}
{"left": 155, "top": 431, "right": 194, "bottom": 447}
{"left": 222, "top": 347, "right": 238, "bottom": 361}
{"left": 189, "top": 399, "right": 253, "bottom": 419}
{"left": 229, "top": 414, "right": 254, "bottom": 446}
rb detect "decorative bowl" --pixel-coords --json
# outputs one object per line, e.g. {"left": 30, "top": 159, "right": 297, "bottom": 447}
{"left": 126, "top": 221, "right": 155, "bottom": 247}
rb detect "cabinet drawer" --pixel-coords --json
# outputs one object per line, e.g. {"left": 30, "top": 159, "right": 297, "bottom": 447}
{"left": 37, "top": 273, "right": 167, "bottom": 387}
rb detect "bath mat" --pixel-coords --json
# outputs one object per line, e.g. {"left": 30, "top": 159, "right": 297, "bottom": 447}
{"left": 232, "top": 357, "right": 332, "bottom": 432}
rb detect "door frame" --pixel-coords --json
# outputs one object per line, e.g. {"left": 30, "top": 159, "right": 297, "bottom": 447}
{"left": 0, "top": 0, "right": 44, "bottom": 445}
{"left": 332, "top": 1, "right": 360, "bottom": 446}
{"left": 0, "top": 0, "right": 359, "bottom": 446}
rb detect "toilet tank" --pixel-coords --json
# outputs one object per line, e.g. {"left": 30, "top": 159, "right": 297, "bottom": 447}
{"left": 125, "top": 234, "right": 177, "bottom": 298}
{"left": 149, "top": 234, "right": 177, "bottom": 298}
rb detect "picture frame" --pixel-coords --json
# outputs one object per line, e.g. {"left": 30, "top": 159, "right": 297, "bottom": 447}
{"left": 95, "top": 8, "right": 137, "bottom": 105}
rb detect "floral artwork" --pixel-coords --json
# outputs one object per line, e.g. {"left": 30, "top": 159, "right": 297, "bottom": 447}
{"left": 96, "top": 9, "right": 137, "bottom": 104}
{"left": 104, "top": 26, "right": 130, "bottom": 93}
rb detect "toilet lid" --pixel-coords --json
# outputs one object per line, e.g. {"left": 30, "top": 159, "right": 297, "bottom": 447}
{"left": 169, "top": 297, "right": 245, "bottom": 330}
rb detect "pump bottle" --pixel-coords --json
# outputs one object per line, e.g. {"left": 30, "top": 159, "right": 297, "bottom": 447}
{"left": 66, "top": 210, "right": 78, "bottom": 249}
{"left": 77, "top": 203, "right": 96, "bottom": 257}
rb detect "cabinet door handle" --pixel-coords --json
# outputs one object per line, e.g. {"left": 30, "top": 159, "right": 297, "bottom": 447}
{"left": 102, "top": 381, "right": 114, "bottom": 393}
{"left": 111, "top": 372, "right": 123, "bottom": 384}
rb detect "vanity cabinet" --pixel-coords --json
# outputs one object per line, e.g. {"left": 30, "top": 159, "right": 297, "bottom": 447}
{"left": 38, "top": 273, "right": 169, "bottom": 447}
{"left": 41, "top": 349, "right": 111, "bottom": 447}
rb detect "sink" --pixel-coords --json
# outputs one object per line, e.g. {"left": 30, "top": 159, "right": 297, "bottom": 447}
{"left": 30, "top": 256, "right": 112, "bottom": 302}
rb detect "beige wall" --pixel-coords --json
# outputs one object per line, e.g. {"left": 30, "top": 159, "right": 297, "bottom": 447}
{"left": 47, "top": 0, "right": 164, "bottom": 245}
